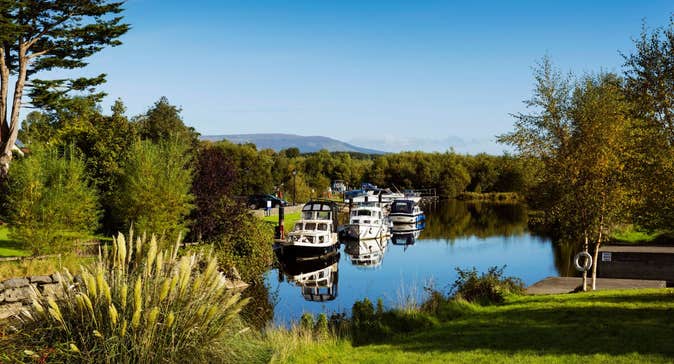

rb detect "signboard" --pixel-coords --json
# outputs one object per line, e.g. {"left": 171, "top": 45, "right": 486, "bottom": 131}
{"left": 601, "top": 252, "right": 612, "bottom": 262}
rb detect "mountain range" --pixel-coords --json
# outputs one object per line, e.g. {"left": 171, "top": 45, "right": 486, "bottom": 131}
{"left": 201, "top": 133, "right": 385, "bottom": 154}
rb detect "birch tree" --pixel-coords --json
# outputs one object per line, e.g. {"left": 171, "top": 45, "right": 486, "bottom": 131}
{"left": 500, "top": 58, "right": 630, "bottom": 290}
{"left": 0, "top": 0, "right": 128, "bottom": 179}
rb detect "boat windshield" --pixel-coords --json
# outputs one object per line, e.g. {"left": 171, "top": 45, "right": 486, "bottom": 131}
{"left": 391, "top": 201, "right": 414, "bottom": 214}
{"left": 356, "top": 210, "right": 372, "bottom": 216}
{"left": 305, "top": 222, "right": 317, "bottom": 230}
{"left": 317, "top": 211, "right": 331, "bottom": 220}
{"left": 294, "top": 223, "right": 303, "bottom": 231}
{"left": 318, "top": 223, "right": 328, "bottom": 231}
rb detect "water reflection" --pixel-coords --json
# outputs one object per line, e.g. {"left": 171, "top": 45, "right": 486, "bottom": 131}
{"left": 423, "top": 201, "right": 528, "bottom": 240}
{"left": 266, "top": 201, "right": 562, "bottom": 324}
{"left": 344, "top": 238, "right": 389, "bottom": 268}
{"left": 276, "top": 248, "right": 340, "bottom": 302}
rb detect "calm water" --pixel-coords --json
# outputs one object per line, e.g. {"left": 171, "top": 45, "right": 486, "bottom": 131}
{"left": 264, "top": 201, "right": 559, "bottom": 325}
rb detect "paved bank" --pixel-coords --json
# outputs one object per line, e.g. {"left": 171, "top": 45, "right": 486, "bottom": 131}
{"left": 526, "top": 276, "right": 666, "bottom": 295}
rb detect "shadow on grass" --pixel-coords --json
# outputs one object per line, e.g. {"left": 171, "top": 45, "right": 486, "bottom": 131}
{"left": 382, "top": 298, "right": 674, "bottom": 357}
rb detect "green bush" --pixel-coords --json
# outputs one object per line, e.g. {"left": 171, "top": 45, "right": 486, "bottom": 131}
{"left": 113, "top": 139, "right": 194, "bottom": 243}
{"left": 350, "top": 298, "right": 437, "bottom": 345}
{"left": 213, "top": 211, "right": 274, "bottom": 283}
{"left": 7, "top": 147, "right": 100, "bottom": 255}
{"left": 451, "top": 265, "right": 525, "bottom": 305}
{"left": 10, "top": 231, "right": 266, "bottom": 363}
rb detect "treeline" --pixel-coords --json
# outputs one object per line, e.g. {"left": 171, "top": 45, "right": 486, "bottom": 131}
{"left": 217, "top": 143, "right": 538, "bottom": 202}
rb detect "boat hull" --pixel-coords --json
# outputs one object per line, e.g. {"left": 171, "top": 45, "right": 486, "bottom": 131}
{"left": 390, "top": 213, "right": 425, "bottom": 225}
{"left": 338, "top": 224, "right": 390, "bottom": 241}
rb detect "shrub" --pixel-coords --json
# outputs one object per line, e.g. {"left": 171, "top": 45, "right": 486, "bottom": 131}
{"left": 10, "top": 231, "right": 265, "bottom": 363}
{"left": 113, "top": 139, "right": 194, "bottom": 243}
{"left": 213, "top": 211, "right": 275, "bottom": 283}
{"left": 7, "top": 147, "right": 100, "bottom": 255}
{"left": 350, "top": 298, "right": 437, "bottom": 345}
{"left": 451, "top": 265, "right": 525, "bottom": 305}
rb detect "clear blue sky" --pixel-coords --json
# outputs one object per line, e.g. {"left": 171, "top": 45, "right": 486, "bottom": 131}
{"left": 66, "top": 0, "right": 673, "bottom": 154}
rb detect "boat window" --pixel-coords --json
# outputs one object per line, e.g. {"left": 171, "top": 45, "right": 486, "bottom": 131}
{"left": 352, "top": 219, "right": 359, "bottom": 224}
{"left": 363, "top": 220, "right": 371, "bottom": 224}
{"left": 318, "top": 223, "right": 328, "bottom": 231}
{"left": 319, "top": 236, "right": 324, "bottom": 243}
{"left": 294, "top": 223, "right": 303, "bottom": 231}
{"left": 317, "top": 211, "right": 330, "bottom": 219}
{"left": 305, "top": 223, "right": 316, "bottom": 230}
{"left": 357, "top": 210, "right": 372, "bottom": 216}
{"left": 373, "top": 220, "right": 378, "bottom": 224}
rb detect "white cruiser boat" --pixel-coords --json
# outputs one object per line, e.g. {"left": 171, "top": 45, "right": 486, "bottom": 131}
{"left": 389, "top": 199, "right": 425, "bottom": 225}
{"left": 339, "top": 202, "right": 391, "bottom": 241}
{"left": 281, "top": 200, "right": 339, "bottom": 256}
{"left": 344, "top": 238, "right": 389, "bottom": 268}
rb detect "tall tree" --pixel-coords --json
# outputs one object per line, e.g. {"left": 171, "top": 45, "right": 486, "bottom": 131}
{"left": 0, "top": 0, "right": 129, "bottom": 179}
{"left": 134, "top": 96, "right": 200, "bottom": 147}
{"left": 500, "top": 58, "right": 630, "bottom": 290}
{"left": 622, "top": 18, "right": 674, "bottom": 230}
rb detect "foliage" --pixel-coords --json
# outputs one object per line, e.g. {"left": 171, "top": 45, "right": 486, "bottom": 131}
{"left": 450, "top": 266, "right": 524, "bottom": 305}
{"left": 350, "top": 297, "right": 438, "bottom": 346}
{"left": 213, "top": 211, "right": 275, "bottom": 283}
{"left": 6, "top": 147, "right": 100, "bottom": 255}
{"left": 134, "top": 96, "right": 200, "bottom": 147}
{"left": 499, "top": 58, "right": 631, "bottom": 291}
{"left": 189, "top": 144, "right": 239, "bottom": 242}
{"left": 113, "top": 139, "right": 194, "bottom": 243}
{"left": 622, "top": 18, "right": 674, "bottom": 231}
{"left": 0, "top": 0, "right": 129, "bottom": 178}
{"left": 6, "top": 231, "right": 266, "bottom": 363}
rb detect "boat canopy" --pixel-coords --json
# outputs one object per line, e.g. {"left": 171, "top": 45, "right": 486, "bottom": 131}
{"left": 391, "top": 200, "right": 415, "bottom": 214}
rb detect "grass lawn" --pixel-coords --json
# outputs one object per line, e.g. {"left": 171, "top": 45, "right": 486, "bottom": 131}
{"left": 262, "top": 211, "right": 301, "bottom": 234}
{"left": 610, "top": 225, "right": 674, "bottom": 244}
{"left": 283, "top": 289, "right": 674, "bottom": 363}
{"left": 0, "top": 225, "right": 30, "bottom": 258}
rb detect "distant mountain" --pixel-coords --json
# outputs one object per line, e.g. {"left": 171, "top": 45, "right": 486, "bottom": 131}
{"left": 201, "top": 133, "right": 385, "bottom": 154}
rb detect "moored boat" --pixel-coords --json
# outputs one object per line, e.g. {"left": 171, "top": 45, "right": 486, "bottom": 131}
{"left": 338, "top": 202, "right": 391, "bottom": 241}
{"left": 280, "top": 200, "right": 340, "bottom": 257}
{"left": 389, "top": 199, "right": 425, "bottom": 225}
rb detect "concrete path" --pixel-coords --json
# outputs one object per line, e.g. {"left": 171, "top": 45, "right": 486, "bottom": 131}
{"left": 526, "top": 276, "right": 666, "bottom": 295}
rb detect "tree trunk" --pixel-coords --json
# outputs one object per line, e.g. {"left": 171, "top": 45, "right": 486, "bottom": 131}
{"left": 591, "top": 215, "right": 605, "bottom": 291}
{"left": 0, "top": 44, "right": 27, "bottom": 179}
{"left": 0, "top": 44, "right": 9, "bottom": 154}
{"left": 582, "top": 232, "right": 588, "bottom": 292}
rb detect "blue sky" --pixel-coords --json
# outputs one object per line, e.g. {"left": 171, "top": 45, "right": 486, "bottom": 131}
{"left": 62, "top": 0, "right": 673, "bottom": 154}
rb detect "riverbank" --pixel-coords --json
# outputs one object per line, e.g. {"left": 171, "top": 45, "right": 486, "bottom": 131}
{"left": 280, "top": 289, "right": 674, "bottom": 363}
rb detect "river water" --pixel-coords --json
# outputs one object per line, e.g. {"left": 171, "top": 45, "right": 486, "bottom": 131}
{"left": 264, "top": 201, "right": 560, "bottom": 325}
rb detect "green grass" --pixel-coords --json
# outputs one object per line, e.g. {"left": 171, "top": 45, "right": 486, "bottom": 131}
{"left": 283, "top": 289, "right": 674, "bottom": 363}
{"left": 262, "top": 211, "right": 302, "bottom": 233}
{"left": 610, "top": 225, "right": 674, "bottom": 244}
{"left": 0, "top": 225, "right": 30, "bottom": 257}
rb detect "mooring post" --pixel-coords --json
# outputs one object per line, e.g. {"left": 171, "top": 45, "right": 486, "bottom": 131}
{"left": 278, "top": 204, "right": 285, "bottom": 239}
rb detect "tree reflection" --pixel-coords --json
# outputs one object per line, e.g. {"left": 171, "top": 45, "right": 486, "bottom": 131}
{"left": 423, "top": 201, "right": 528, "bottom": 240}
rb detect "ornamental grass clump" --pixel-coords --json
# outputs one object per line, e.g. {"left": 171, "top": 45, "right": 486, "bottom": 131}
{"left": 13, "top": 231, "right": 263, "bottom": 363}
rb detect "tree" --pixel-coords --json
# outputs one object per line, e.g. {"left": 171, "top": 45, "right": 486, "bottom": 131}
{"left": 622, "top": 18, "right": 674, "bottom": 230}
{"left": 134, "top": 96, "right": 199, "bottom": 147}
{"left": 0, "top": 0, "right": 129, "bottom": 179}
{"left": 7, "top": 146, "right": 100, "bottom": 255}
{"left": 499, "top": 58, "right": 630, "bottom": 290}
{"left": 113, "top": 139, "right": 194, "bottom": 243}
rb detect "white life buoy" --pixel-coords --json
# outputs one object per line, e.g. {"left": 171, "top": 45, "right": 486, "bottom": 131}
{"left": 573, "top": 251, "right": 593, "bottom": 272}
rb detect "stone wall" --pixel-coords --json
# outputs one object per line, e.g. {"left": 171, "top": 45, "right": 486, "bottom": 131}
{"left": 0, "top": 274, "right": 64, "bottom": 319}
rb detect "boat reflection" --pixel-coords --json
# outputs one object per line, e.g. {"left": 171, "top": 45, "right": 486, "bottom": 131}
{"left": 344, "top": 237, "right": 389, "bottom": 268}
{"left": 276, "top": 248, "right": 339, "bottom": 302}
{"left": 391, "top": 222, "right": 425, "bottom": 250}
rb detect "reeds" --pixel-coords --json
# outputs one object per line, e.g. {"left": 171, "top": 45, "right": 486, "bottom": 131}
{"left": 17, "top": 230, "right": 261, "bottom": 363}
